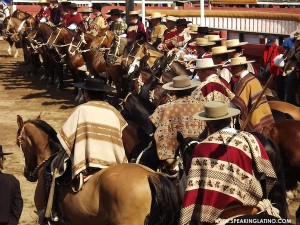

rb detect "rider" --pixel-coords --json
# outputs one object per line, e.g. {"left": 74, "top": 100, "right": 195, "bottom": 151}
{"left": 49, "top": 0, "right": 62, "bottom": 25}
{"left": 107, "top": 9, "right": 127, "bottom": 37}
{"left": 180, "top": 101, "right": 278, "bottom": 225}
{"left": 79, "top": 8, "right": 92, "bottom": 23}
{"left": 127, "top": 10, "right": 147, "bottom": 40}
{"left": 88, "top": 3, "right": 107, "bottom": 36}
{"left": 147, "top": 76, "right": 205, "bottom": 167}
{"left": 157, "top": 15, "right": 177, "bottom": 51}
{"left": 35, "top": 0, "right": 51, "bottom": 23}
{"left": 57, "top": 78, "right": 128, "bottom": 190}
{"left": 189, "top": 38, "right": 215, "bottom": 59}
{"left": 227, "top": 57, "right": 275, "bottom": 132}
{"left": 190, "top": 58, "right": 235, "bottom": 103}
{"left": 64, "top": 3, "right": 82, "bottom": 30}
{"left": 147, "top": 12, "right": 167, "bottom": 48}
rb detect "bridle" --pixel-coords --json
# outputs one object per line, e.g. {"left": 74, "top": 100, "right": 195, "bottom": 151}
{"left": 107, "top": 36, "right": 121, "bottom": 64}
{"left": 123, "top": 41, "right": 144, "bottom": 68}
{"left": 18, "top": 122, "right": 58, "bottom": 181}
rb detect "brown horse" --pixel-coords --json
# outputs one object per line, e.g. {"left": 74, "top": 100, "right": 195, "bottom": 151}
{"left": 47, "top": 27, "right": 86, "bottom": 89}
{"left": 268, "top": 100, "right": 300, "bottom": 121}
{"left": 16, "top": 115, "right": 179, "bottom": 225}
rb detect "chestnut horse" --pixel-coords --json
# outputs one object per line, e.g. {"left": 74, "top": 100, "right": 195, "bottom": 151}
{"left": 47, "top": 27, "right": 86, "bottom": 90}
{"left": 16, "top": 115, "right": 179, "bottom": 225}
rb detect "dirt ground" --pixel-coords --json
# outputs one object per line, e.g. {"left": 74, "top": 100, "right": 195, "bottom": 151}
{"left": 0, "top": 40, "right": 299, "bottom": 224}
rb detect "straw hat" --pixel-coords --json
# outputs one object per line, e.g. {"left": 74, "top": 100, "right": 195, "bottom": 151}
{"left": 80, "top": 8, "right": 92, "bottom": 13}
{"left": 129, "top": 10, "right": 140, "bottom": 15}
{"left": 224, "top": 57, "right": 255, "bottom": 67}
{"left": 189, "top": 24, "right": 199, "bottom": 34}
{"left": 146, "top": 12, "right": 165, "bottom": 20}
{"left": 211, "top": 46, "right": 234, "bottom": 56}
{"left": 39, "top": 0, "right": 50, "bottom": 4}
{"left": 193, "top": 101, "right": 240, "bottom": 121}
{"left": 290, "top": 30, "right": 300, "bottom": 40}
{"left": 189, "top": 38, "right": 215, "bottom": 47}
{"left": 166, "top": 15, "right": 177, "bottom": 22}
{"left": 226, "top": 39, "right": 248, "bottom": 48}
{"left": 162, "top": 76, "right": 200, "bottom": 91}
{"left": 188, "top": 58, "right": 221, "bottom": 70}
{"left": 205, "top": 35, "right": 223, "bottom": 42}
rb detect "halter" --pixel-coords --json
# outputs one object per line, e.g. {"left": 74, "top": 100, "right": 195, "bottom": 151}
{"left": 18, "top": 123, "right": 58, "bottom": 181}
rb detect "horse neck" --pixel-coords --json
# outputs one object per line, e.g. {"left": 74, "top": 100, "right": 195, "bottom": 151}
{"left": 170, "top": 61, "right": 189, "bottom": 76}
{"left": 23, "top": 123, "right": 53, "bottom": 167}
{"left": 39, "top": 23, "right": 54, "bottom": 42}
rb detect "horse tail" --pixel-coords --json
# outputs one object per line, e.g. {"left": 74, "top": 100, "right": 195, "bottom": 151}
{"left": 145, "top": 173, "right": 180, "bottom": 225}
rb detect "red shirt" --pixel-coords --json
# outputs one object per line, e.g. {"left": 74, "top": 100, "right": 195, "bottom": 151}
{"left": 35, "top": 7, "right": 51, "bottom": 22}
{"left": 65, "top": 13, "right": 83, "bottom": 27}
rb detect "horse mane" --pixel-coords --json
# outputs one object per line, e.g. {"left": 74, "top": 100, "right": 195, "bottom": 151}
{"left": 27, "top": 119, "right": 62, "bottom": 153}
{"left": 251, "top": 131, "right": 288, "bottom": 219}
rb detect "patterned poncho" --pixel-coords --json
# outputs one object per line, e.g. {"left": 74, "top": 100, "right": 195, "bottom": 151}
{"left": 232, "top": 73, "right": 274, "bottom": 132}
{"left": 180, "top": 129, "right": 277, "bottom": 224}
{"left": 57, "top": 101, "right": 128, "bottom": 179}
{"left": 149, "top": 96, "right": 205, "bottom": 160}
{"left": 191, "top": 75, "right": 235, "bottom": 104}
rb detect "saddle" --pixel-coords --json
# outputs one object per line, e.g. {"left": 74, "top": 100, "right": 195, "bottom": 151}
{"left": 219, "top": 205, "right": 259, "bottom": 219}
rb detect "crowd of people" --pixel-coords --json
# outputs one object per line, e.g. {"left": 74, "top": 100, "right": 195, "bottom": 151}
{"left": 1, "top": 0, "right": 300, "bottom": 224}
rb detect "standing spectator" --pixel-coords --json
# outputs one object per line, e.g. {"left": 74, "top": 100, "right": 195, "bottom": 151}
{"left": 0, "top": 145, "right": 23, "bottom": 225}
{"left": 127, "top": 10, "right": 147, "bottom": 40}
{"left": 107, "top": 9, "right": 127, "bottom": 37}
{"left": 35, "top": 0, "right": 51, "bottom": 23}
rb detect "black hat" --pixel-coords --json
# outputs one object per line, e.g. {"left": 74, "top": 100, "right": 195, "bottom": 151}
{"left": 197, "top": 26, "right": 209, "bottom": 34}
{"left": 74, "top": 78, "right": 114, "bottom": 92}
{"left": 106, "top": 9, "right": 124, "bottom": 16}
{"left": 0, "top": 145, "right": 13, "bottom": 156}
{"left": 92, "top": 3, "right": 102, "bottom": 10}
{"left": 175, "top": 18, "right": 191, "bottom": 26}
{"left": 68, "top": 3, "right": 77, "bottom": 8}
{"left": 266, "top": 35, "right": 277, "bottom": 46}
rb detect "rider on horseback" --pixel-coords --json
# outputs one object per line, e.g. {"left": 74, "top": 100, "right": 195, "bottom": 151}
{"left": 180, "top": 101, "right": 279, "bottom": 225}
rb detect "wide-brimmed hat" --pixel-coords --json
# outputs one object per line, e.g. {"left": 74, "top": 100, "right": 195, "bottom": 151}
{"left": 197, "top": 26, "right": 209, "bottom": 34}
{"left": 146, "top": 12, "right": 165, "bottom": 20}
{"left": 166, "top": 15, "right": 177, "bottom": 22}
{"left": 68, "top": 3, "right": 77, "bottom": 8}
{"left": 175, "top": 18, "right": 191, "bottom": 26}
{"left": 188, "top": 58, "right": 221, "bottom": 70}
{"left": 0, "top": 145, "right": 13, "bottom": 156}
{"left": 211, "top": 46, "right": 234, "bottom": 56}
{"left": 205, "top": 35, "right": 223, "bottom": 42}
{"left": 80, "top": 8, "right": 92, "bottom": 13}
{"left": 74, "top": 78, "right": 114, "bottom": 92}
{"left": 266, "top": 35, "right": 277, "bottom": 46}
{"left": 226, "top": 39, "right": 248, "bottom": 49}
{"left": 60, "top": 0, "right": 71, "bottom": 6}
{"left": 224, "top": 56, "right": 255, "bottom": 67}
{"left": 91, "top": 3, "right": 102, "bottom": 10}
{"left": 193, "top": 101, "right": 240, "bottom": 121}
{"left": 189, "top": 38, "right": 215, "bottom": 47}
{"left": 39, "top": 0, "right": 50, "bottom": 4}
{"left": 162, "top": 76, "right": 200, "bottom": 91}
{"left": 188, "top": 24, "right": 199, "bottom": 34}
{"left": 129, "top": 10, "right": 140, "bottom": 15}
{"left": 106, "top": 9, "right": 124, "bottom": 15}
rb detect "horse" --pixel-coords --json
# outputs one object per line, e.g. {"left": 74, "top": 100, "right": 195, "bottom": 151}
{"left": 269, "top": 100, "right": 300, "bottom": 121}
{"left": 176, "top": 131, "right": 289, "bottom": 219}
{"left": 16, "top": 115, "right": 179, "bottom": 225}
{"left": 47, "top": 27, "right": 86, "bottom": 90}
{"left": 106, "top": 36, "right": 130, "bottom": 65}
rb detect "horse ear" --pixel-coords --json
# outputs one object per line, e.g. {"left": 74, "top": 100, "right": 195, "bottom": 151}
{"left": 37, "top": 112, "right": 42, "bottom": 120}
{"left": 17, "top": 115, "right": 24, "bottom": 129}
{"left": 177, "top": 131, "right": 184, "bottom": 144}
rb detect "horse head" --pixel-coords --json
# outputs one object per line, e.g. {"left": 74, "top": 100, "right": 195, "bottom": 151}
{"left": 106, "top": 36, "right": 129, "bottom": 65}
{"left": 122, "top": 38, "right": 145, "bottom": 69}
{"left": 16, "top": 115, "right": 62, "bottom": 182}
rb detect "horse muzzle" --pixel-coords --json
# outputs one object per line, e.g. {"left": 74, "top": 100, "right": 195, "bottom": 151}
{"left": 24, "top": 165, "right": 38, "bottom": 182}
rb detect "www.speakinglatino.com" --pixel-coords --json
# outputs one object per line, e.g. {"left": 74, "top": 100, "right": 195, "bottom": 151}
{"left": 215, "top": 218, "right": 292, "bottom": 224}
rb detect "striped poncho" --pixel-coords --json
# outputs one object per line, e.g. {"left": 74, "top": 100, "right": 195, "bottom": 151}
{"left": 232, "top": 73, "right": 274, "bottom": 132}
{"left": 57, "top": 101, "right": 128, "bottom": 179}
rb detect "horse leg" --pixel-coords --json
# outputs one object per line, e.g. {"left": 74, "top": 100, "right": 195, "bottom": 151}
{"left": 56, "top": 63, "right": 64, "bottom": 90}
{"left": 14, "top": 47, "right": 19, "bottom": 58}
{"left": 7, "top": 43, "right": 12, "bottom": 56}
